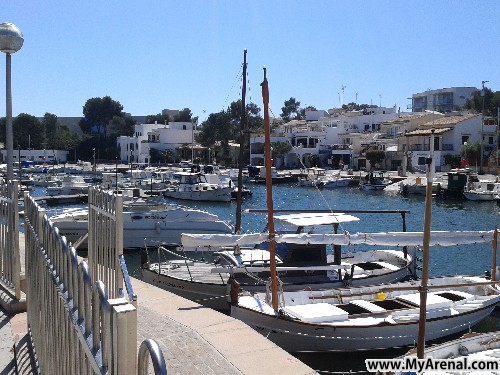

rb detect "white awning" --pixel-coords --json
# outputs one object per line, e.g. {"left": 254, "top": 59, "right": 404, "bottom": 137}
{"left": 181, "top": 230, "right": 495, "bottom": 248}
{"left": 274, "top": 212, "right": 360, "bottom": 226}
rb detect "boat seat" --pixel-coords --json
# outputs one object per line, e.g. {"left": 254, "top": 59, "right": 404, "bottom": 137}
{"left": 350, "top": 299, "right": 387, "bottom": 313}
{"left": 397, "top": 292, "right": 454, "bottom": 309}
{"left": 283, "top": 303, "right": 349, "bottom": 323}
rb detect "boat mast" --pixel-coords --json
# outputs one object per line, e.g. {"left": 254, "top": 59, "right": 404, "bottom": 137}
{"left": 261, "top": 66, "right": 279, "bottom": 312}
{"left": 417, "top": 128, "right": 435, "bottom": 359}
{"left": 235, "top": 49, "right": 247, "bottom": 234}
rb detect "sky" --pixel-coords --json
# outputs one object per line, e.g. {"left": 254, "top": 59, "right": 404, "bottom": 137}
{"left": 1, "top": 1, "right": 499, "bottom": 123}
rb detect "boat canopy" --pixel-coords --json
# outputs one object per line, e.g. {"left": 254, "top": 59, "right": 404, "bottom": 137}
{"left": 181, "top": 230, "right": 495, "bottom": 248}
{"left": 274, "top": 212, "right": 360, "bottom": 226}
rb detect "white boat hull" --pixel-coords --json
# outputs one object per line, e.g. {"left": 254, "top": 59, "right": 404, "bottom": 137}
{"left": 163, "top": 186, "right": 232, "bottom": 202}
{"left": 50, "top": 204, "right": 233, "bottom": 248}
{"left": 319, "top": 178, "right": 352, "bottom": 188}
{"left": 232, "top": 304, "right": 495, "bottom": 352}
{"left": 231, "top": 276, "right": 500, "bottom": 352}
{"left": 141, "top": 249, "right": 416, "bottom": 311}
{"left": 463, "top": 192, "right": 500, "bottom": 201}
{"left": 359, "top": 183, "right": 388, "bottom": 191}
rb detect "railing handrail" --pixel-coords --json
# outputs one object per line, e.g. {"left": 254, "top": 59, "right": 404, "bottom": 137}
{"left": 138, "top": 339, "right": 167, "bottom": 375}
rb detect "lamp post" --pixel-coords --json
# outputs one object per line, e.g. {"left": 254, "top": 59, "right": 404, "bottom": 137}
{"left": 0, "top": 22, "right": 24, "bottom": 181}
{"left": 480, "top": 80, "right": 489, "bottom": 174}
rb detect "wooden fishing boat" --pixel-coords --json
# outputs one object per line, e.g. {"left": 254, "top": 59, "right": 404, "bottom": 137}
{"left": 231, "top": 272, "right": 500, "bottom": 352}
{"left": 141, "top": 213, "right": 416, "bottom": 311}
{"left": 393, "top": 330, "right": 500, "bottom": 374}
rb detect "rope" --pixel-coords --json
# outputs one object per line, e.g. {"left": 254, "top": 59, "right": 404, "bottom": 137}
{"left": 193, "top": 294, "right": 228, "bottom": 303}
{"left": 222, "top": 65, "right": 244, "bottom": 112}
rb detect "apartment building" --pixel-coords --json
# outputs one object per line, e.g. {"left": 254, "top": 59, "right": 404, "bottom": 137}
{"left": 411, "top": 87, "right": 478, "bottom": 113}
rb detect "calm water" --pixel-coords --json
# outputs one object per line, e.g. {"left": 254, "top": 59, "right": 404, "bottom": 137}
{"left": 40, "top": 182, "right": 500, "bottom": 374}
{"left": 158, "top": 182, "right": 500, "bottom": 279}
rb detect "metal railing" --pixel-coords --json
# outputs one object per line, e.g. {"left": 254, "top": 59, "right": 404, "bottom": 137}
{"left": 87, "top": 186, "right": 124, "bottom": 300}
{"left": 0, "top": 179, "right": 21, "bottom": 299}
{"left": 23, "top": 187, "right": 165, "bottom": 374}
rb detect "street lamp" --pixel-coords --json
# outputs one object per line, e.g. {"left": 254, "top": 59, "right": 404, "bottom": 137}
{"left": 0, "top": 22, "right": 24, "bottom": 181}
{"left": 480, "top": 80, "right": 489, "bottom": 174}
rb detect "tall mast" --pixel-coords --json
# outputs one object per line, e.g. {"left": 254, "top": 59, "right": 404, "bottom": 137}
{"left": 235, "top": 49, "right": 247, "bottom": 234}
{"left": 417, "top": 128, "right": 435, "bottom": 358}
{"left": 261, "top": 66, "right": 279, "bottom": 312}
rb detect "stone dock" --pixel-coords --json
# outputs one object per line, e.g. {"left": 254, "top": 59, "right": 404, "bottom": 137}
{"left": 0, "top": 233, "right": 317, "bottom": 375}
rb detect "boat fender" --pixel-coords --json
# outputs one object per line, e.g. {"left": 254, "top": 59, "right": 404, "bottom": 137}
{"left": 154, "top": 221, "right": 161, "bottom": 234}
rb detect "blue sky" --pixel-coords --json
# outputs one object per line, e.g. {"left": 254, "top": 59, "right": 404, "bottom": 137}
{"left": 1, "top": 1, "right": 498, "bottom": 122}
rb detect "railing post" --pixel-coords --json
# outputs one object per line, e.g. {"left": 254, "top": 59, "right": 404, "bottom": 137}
{"left": 111, "top": 298, "right": 137, "bottom": 374}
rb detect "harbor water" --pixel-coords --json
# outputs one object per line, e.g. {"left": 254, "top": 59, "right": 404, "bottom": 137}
{"left": 39, "top": 181, "right": 500, "bottom": 374}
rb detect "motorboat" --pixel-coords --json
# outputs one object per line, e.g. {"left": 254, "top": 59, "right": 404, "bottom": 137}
{"left": 162, "top": 172, "right": 232, "bottom": 202}
{"left": 317, "top": 173, "right": 352, "bottom": 188}
{"left": 30, "top": 173, "right": 65, "bottom": 187}
{"left": 141, "top": 212, "right": 416, "bottom": 311}
{"left": 463, "top": 179, "right": 500, "bottom": 201}
{"left": 49, "top": 196, "right": 233, "bottom": 249}
{"left": 359, "top": 171, "right": 393, "bottom": 191}
{"left": 251, "top": 166, "right": 296, "bottom": 184}
{"left": 206, "top": 173, "right": 252, "bottom": 199}
{"left": 399, "top": 176, "right": 441, "bottom": 196}
{"left": 298, "top": 168, "right": 352, "bottom": 188}
{"left": 46, "top": 174, "right": 90, "bottom": 196}
{"left": 228, "top": 229, "right": 499, "bottom": 352}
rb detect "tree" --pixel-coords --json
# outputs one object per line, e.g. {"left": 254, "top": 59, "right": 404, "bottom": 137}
{"left": 173, "top": 108, "right": 197, "bottom": 123}
{"left": 42, "top": 112, "right": 58, "bottom": 146}
{"left": 149, "top": 148, "right": 163, "bottom": 164}
{"left": 196, "top": 100, "right": 263, "bottom": 165}
{"left": 281, "top": 97, "right": 301, "bottom": 122}
{"left": 464, "top": 88, "right": 499, "bottom": 116}
{"left": 196, "top": 111, "right": 233, "bottom": 163}
{"left": 306, "top": 154, "right": 319, "bottom": 167}
{"left": 47, "top": 124, "right": 80, "bottom": 151}
{"left": 271, "top": 141, "right": 292, "bottom": 158}
{"left": 13, "top": 113, "right": 44, "bottom": 149}
{"left": 246, "top": 103, "right": 263, "bottom": 132}
{"left": 108, "top": 115, "right": 135, "bottom": 137}
{"left": 298, "top": 105, "right": 317, "bottom": 119}
{"left": 342, "top": 102, "right": 377, "bottom": 111}
{"left": 81, "top": 96, "right": 124, "bottom": 138}
{"left": 145, "top": 113, "right": 171, "bottom": 125}
{"left": 460, "top": 141, "right": 482, "bottom": 166}
{"left": 365, "top": 150, "right": 386, "bottom": 169}
{"left": 162, "top": 149, "right": 175, "bottom": 163}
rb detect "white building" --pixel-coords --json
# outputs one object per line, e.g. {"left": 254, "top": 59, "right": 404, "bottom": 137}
{"left": 117, "top": 122, "right": 198, "bottom": 164}
{"left": 248, "top": 106, "right": 402, "bottom": 169}
{"left": 412, "top": 87, "right": 478, "bottom": 113}
{"left": 0, "top": 149, "right": 69, "bottom": 165}
{"left": 403, "top": 114, "right": 488, "bottom": 172}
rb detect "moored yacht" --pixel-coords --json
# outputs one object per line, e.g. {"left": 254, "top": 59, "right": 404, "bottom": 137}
{"left": 49, "top": 196, "right": 233, "bottom": 249}
{"left": 162, "top": 171, "right": 232, "bottom": 202}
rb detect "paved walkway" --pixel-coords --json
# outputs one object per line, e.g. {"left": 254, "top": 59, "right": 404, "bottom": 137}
{"left": 0, "top": 234, "right": 316, "bottom": 375}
